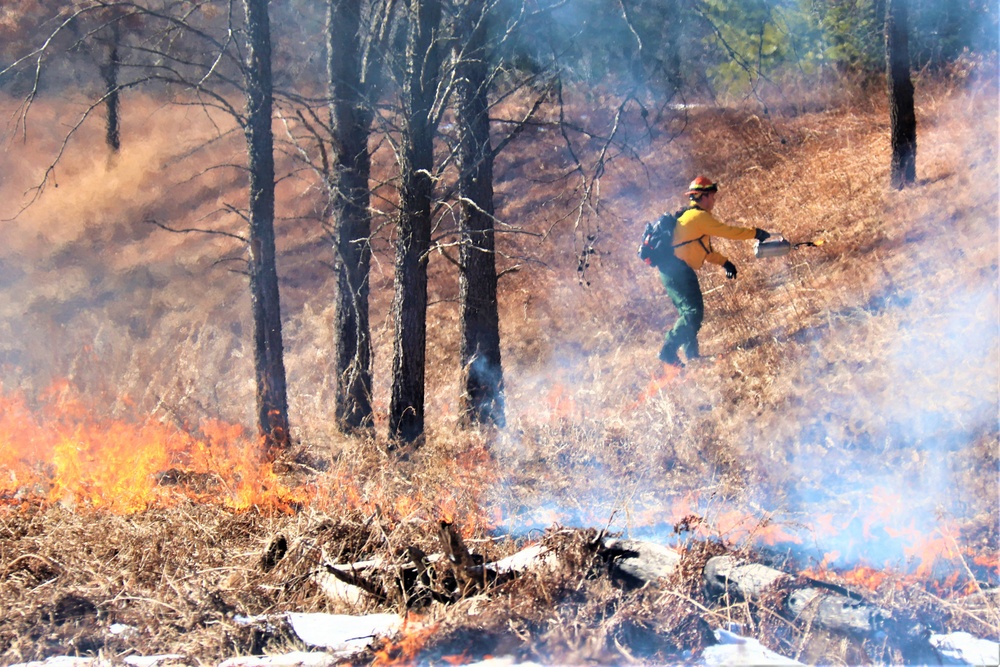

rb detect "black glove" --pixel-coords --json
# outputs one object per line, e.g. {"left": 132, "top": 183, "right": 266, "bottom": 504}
{"left": 723, "top": 260, "right": 738, "bottom": 279}
{"left": 754, "top": 228, "right": 771, "bottom": 242}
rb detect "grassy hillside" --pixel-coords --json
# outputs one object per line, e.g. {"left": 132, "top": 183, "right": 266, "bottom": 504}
{"left": 0, "top": 67, "right": 996, "bottom": 664}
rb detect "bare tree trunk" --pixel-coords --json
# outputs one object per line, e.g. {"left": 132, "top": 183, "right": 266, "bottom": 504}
{"left": 661, "top": 0, "right": 683, "bottom": 95}
{"left": 328, "top": 0, "right": 374, "bottom": 433}
{"left": 455, "top": 2, "right": 504, "bottom": 427}
{"left": 886, "top": 0, "right": 916, "bottom": 189}
{"left": 100, "top": 23, "right": 121, "bottom": 153}
{"left": 243, "top": 0, "right": 290, "bottom": 452}
{"left": 873, "top": 0, "right": 887, "bottom": 50}
{"left": 389, "top": 0, "right": 444, "bottom": 443}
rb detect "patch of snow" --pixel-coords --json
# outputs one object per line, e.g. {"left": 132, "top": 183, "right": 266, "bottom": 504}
{"left": 701, "top": 628, "right": 804, "bottom": 666}
{"left": 123, "top": 657, "right": 186, "bottom": 667}
{"left": 325, "top": 557, "right": 385, "bottom": 571}
{"left": 9, "top": 658, "right": 108, "bottom": 667}
{"left": 234, "top": 614, "right": 267, "bottom": 625}
{"left": 931, "top": 632, "right": 1000, "bottom": 666}
{"left": 216, "top": 652, "right": 336, "bottom": 667}
{"left": 109, "top": 623, "right": 136, "bottom": 636}
{"left": 465, "top": 658, "right": 544, "bottom": 667}
{"left": 285, "top": 612, "right": 401, "bottom": 652}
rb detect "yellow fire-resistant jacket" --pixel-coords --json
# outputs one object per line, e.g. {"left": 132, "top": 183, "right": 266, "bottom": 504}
{"left": 672, "top": 205, "right": 757, "bottom": 270}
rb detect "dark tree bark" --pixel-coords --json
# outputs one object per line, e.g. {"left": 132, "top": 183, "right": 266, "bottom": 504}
{"left": 328, "top": 0, "right": 374, "bottom": 433}
{"left": 389, "top": 0, "right": 445, "bottom": 443}
{"left": 454, "top": 3, "right": 504, "bottom": 427}
{"left": 99, "top": 22, "right": 121, "bottom": 153}
{"left": 886, "top": 0, "right": 917, "bottom": 189}
{"left": 654, "top": 0, "right": 684, "bottom": 95}
{"left": 242, "top": 0, "right": 290, "bottom": 452}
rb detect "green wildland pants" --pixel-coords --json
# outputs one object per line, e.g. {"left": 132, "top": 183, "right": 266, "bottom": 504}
{"left": 658, "top": 261, "right": 704, "bottom": 364}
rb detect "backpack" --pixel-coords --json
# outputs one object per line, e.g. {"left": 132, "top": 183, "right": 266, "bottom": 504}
{"left": 638, "top": 211, "right": 685, "bottom": 269}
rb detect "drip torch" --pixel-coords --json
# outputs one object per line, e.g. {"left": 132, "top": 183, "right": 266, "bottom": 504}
{"left": 754, "top": 235, "right": 825, "bottom": 259}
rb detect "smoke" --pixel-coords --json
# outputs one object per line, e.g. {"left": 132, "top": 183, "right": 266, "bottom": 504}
{"left": 483, "top": 59, "right": 998, "bottom": 584}
{"left": 0, "top": 93, "right": 260, "bottom": 425}
{"left": 776, "top": 274, "right": 998, "bottom": 570}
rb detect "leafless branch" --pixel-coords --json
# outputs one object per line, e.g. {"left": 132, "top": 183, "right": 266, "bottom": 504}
{"left": 146, "top": 218, "right": 247, "bottom": 243}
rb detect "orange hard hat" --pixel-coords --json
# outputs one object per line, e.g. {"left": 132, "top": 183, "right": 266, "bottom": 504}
{"left": 686, "top": 176, "right": 718, "bottom": 195}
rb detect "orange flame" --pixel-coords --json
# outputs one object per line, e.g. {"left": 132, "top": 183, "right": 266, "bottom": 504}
{"left": 661, "top": 494, "right": 802, "bottom": 547}
{"left": 898, "top": 527, "right": 962, "bottom": 578}
{"left": 973, "top": 553, "right": 999, "bottom": 574}
{"left": 373, "top": 614, "right": 438, "bottom": 666}
{"left": 0, "top": 382, "right": 312, "bottom": 514}
{"left": 546, "top": 383, "right": 576, "bottom": 422}
{"left": 842, "top": 565, "right": 891, "bottom": 592}
{"left": 625, "top": 364, "right": 682, "bottom": 412}
{"left": 712, "top": 509, "right": 803, "bottom": 546}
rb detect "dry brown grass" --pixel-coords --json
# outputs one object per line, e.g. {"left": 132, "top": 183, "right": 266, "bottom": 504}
{"left": 0, "top": 68, "right": 997, "bottom": 664}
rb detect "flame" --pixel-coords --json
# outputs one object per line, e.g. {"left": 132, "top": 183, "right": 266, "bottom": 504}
{"left": 395, "top": 493, "right": 425, "bottom": 521}
{"left": 799, "top": 520, "right": 996, "bottom": 598}
{"left": 661, "top": 494, "right": 804, "bottom": 547}
{"left": 973, "top": 553, "right": 999, "bottom": 574}
{"left": 0, "top": 381, "right": 312, "bottom": 514}
{"left": 820, "top": 551, "right": 841, "bottom": 569}
{"left": 625, "top": 364, "right": 683, "bottom": 412}
{"left": 546, "top": 383, "right": 576, "bottom": 422}
{"left": 662, "top": 492, "right": 994, "bottom": 597}
{"left": 842, "top": 564, "right": 891, "bottom": 592}
{"left": 894, "top": 525, "right": 962, "bottom": 578}
{"left": 438, "top": 494, "right": 458, "bottom": 525}
{"left": 712, "top": 509, "right": 803, "bottom": 546}
{"left": 801, "top": 551, "right": 838, "bottom": 580}
{"left": 373, "top": 614, "right": 438, "bottom": 666}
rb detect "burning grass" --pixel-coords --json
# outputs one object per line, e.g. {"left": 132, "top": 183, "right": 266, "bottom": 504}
{"left": 0, "top": 381, "right": 311, "bottom": 514}
{"left": 0, "top": 69, "right": 998, "bottom": 664}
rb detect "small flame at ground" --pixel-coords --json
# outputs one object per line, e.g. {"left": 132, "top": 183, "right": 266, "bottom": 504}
{"left": 373, "top": 614, "right": 439, "bottom": 666}
{"left": 547, "top": 383, "right": 577, "bottom": 422}
{"left": 625, "top": 365, "right": 683, "bottom": 412}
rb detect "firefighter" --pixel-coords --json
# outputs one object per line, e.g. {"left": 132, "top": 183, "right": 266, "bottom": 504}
{"left": 657, "top": 176, "right": 772, "bottom": 368}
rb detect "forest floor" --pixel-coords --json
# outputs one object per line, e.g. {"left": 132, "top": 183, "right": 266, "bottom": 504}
{"left": 0, "top": 65, "right": 997, "bottom": 666}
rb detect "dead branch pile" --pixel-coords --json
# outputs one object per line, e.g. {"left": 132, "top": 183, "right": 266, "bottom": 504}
{"left": 264, "top": 519, "right": 992, "bottom": 665}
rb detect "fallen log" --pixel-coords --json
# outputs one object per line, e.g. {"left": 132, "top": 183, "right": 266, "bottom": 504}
{"left": 318, "top": 560, "right": 391, "bottom": 605}
{"left": 703, "top": 555, "right": 937, "bottom": 662}
{"left": 312, "top": 533, "right": 684, "bottom": 607}
{"left": 310, "top": 525, "right": 558, "bottom": 609}
{"left": 599, "top": 538, "right": 682, "bottom": 588}
{"left": 704, "top": 555, "right": 889, "bottom": 635}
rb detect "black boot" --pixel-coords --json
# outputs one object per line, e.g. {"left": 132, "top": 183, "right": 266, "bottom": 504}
{"left": 659, "top": 343, "right": 684, "bottom": 368}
